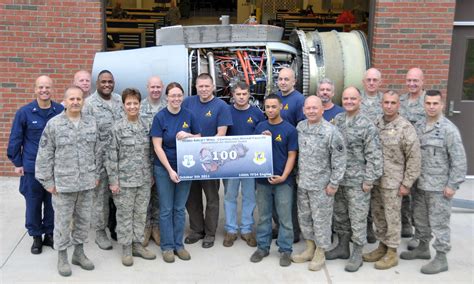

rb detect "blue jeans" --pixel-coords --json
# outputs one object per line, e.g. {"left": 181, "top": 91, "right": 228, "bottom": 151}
{"left": 255, "top": 182, "right": 293, "bottom": 253}
{"left": 223, "top": 178, "right": 256, "bottom": 234}
{"left": 154, "top": 165, "right": 191, "bottom": 251}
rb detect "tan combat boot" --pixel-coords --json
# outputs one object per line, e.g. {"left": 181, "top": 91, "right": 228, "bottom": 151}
{"left": 363, "top": 242, "right": 387, "bottom": 262}
{"left": 132, "top": 242, "right": 156, "bottom": 260}
{"left": 375, "top": 247, "right": 398, "bottom": 270}
{"left": 122, "top": 244, "right": 133, "bottom": 266}
{"left": 291, "top": 240, "right": 315, "bottom": 263}
{"left": 308, "top": 247, "right": 325, "bottom": 271}
{"left": 58, "top": 249, "right": 72, "bottom": 277}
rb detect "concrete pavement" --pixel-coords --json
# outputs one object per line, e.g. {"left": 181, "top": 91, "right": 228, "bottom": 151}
{"left": 1, "top": 176, "right": 473, "bottom": 283}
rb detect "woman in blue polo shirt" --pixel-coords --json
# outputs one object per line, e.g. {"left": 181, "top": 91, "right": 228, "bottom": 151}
{"left": 151, "top": 82, "right": 201, "bottom": 263}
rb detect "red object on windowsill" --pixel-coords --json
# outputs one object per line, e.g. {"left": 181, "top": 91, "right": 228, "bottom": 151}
{"left": 336, "top": 10, "right": 355, "bottom": 24}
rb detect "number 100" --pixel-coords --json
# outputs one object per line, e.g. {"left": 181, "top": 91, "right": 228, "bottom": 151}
{"left": 212, "top": 150, "right": 237, "bottom": 161}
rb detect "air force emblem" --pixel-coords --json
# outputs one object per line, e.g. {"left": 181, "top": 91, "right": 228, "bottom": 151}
{"left": 253, "top": 152, "right": 266, "bottom": 165}
{"left": 182, "top": 155, "right": 195, "bottom": 168}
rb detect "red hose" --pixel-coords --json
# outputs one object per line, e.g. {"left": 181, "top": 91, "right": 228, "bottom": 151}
{"left": 236, "top": 51, "right": 249, "bottom": 85}
{"left": 243, "top": 51, "right": 255, "bottom": 84}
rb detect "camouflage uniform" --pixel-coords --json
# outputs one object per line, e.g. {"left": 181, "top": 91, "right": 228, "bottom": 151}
{"left": 399, "top": 91, "right": 426, "bottom": 125}
{"left": 139, "top": 97, "right": 166, "bottom": 230}
{"left": 296, "top": 119, "right": 346, "bottom": 249}
{"left": 83, "top": 91, "right": 124, "bottom": 232}
{"left": 399, "top": 90, "right": 426, "bottom": 234}
{"left": 360, "top": 91, "right": 383, "bottom": 121}
{"left": 373, "top": 115, "right": 421, "bottom": 248}
{"left": 360, "top": 90, "right": 383, "bottom": 230}
{"left": 333, "top": 112, "right": 383, "bottom": 245}
{"left": 106, "top": 117, "right": 153, "bottom": 245}
{"left": 413, "top": 116, "right": 466, "bottom": 253}
{"left": 35, "top": 112, "right": 100, "bottom": 250}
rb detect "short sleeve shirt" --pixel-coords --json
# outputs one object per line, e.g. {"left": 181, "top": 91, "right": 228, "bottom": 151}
{"left": 150, "top": 107, "right": 201, "bottom": 170}
{"left": 227, "top": 105, "right": 266, "bottom": 136}
{"left": 277, "top": 90, "right": 306, "bottom": 127}
{"left": 182, "top": 96, "right": 232, "bottom": 137}
{"left": 255, "top": 120, "right": 298, "bottom": 185}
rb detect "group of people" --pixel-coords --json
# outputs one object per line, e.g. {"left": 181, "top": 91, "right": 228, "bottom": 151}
{"left": 7, "top": 66, "right": 467, "bottom": 277}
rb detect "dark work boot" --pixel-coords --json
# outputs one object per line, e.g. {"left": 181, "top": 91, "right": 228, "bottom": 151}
{"left": 31, "top": 236, "right": 43, "bottom": 254}
{"left": 407, "top": 237, "right": 419, "bottom": 250}
{"left": 325, "top": 233, "right": 351, "bottom": 260}
{"left": 43, "top": 234, "right": 54, "bottom": 248}
{"left": 421, "top": 251, "right": 448, "bottom": 274}
{"left": 400, "top": 240, "right": 431, "bottom": 260}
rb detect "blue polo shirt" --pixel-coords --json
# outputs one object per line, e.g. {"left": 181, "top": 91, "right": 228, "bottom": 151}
{"left": 150, "top": 107, "right": 201, "bottom": 171}
{"left": 323, "top": 104, "right": 345, "bottom": 124}
{"left": 254, "top": 120, "right": 298, "bottom": 185}
{"left": 227, "top": 105, "right": 266, "bottom": 136}
{"left": 7, "top": 100, "right": 64, "bottom": 173}
{"left": 277, "top": 90, "right": 306, "bottom": 127}
{"left": 182, "top": 95, "right": 233, "bottom": 136}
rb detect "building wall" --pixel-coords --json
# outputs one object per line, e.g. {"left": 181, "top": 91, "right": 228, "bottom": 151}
{"left": 0, "top": 0, "right": 103, "bottom": 176}
{"left": 0, "top": 0, "right": 456, "bottom": 176}
{"left": 371, "top": 0, "right": 455, "bottom": 92}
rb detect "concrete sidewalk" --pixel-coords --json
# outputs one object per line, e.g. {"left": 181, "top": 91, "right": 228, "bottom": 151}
{"left": 1, "top": 176, "right": 473, "bottom": 283}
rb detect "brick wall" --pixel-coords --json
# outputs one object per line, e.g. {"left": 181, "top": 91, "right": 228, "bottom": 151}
{"left": 371, "top": 0, "right": 455, "bottom": 92}
{"left": 0, "top": 0, "right": 103, "bottom": 176}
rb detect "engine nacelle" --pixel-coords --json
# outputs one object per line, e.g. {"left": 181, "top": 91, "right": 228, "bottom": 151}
{"left": 92, "top": 25, "right": 369, "bottom": 106}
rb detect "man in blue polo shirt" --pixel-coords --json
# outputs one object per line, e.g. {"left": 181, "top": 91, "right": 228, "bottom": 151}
{"left": 276, "top": 67, "right": 306, "bottom": 127}
{"left": 223, "top": 81, "right": 265, "bottom": 248}
{"left": 183, "top": 73, "right": 233, "bottom": 248}
{"left": 317, "top": 78, "right": 344, "bottom": 124}
{"left": 7, "top": 75, "right": 64, "bottom": 254}
{"left": 275, "top": 67, "right": 305, "bottom": 242}
{"left": 250, "top": 94, "right": 298, "bottom": 267}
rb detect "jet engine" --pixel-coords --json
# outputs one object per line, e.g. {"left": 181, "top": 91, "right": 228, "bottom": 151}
{"left": 92, "top": 24, "right": 369, "bottom": 106}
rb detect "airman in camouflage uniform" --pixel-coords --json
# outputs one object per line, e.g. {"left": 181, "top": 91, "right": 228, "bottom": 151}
{"left": 292, "top": 96, "right": 346, "bottom": 271}
{"left": 140, "top": 76, "right": 167, "bottom": 247}
{"left": 327, "top": 87, "right": 383, "bottom": 272}
{"left": 363, "top": 90, "right": 421, "bottom": 270}
{"left": 83, "top": 70, "right": 125, "bottom": 250}
{"left": 107, "top": 88, "right": 156, "bottom": 266}
{"left": 399, "top": 68, "right": 426, "bottom": 242}
{"left": 400, "top": 68, "right": 426, "bottom": 125}
{"left": 360, "top": 68, "right": 384, "bottom": 121}
{"left": 36, "top": 86, "right": 99, "bottom": 277}
{"left": 401, "top": 90, "right": 467, "bottom": 275}
{"left": 360, "top": 67, "right": 384, "bottom": 244}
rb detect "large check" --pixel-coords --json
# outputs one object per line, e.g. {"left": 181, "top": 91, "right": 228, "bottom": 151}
{"left": 177, "top": 135, "right": 273, "bottom": 180}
